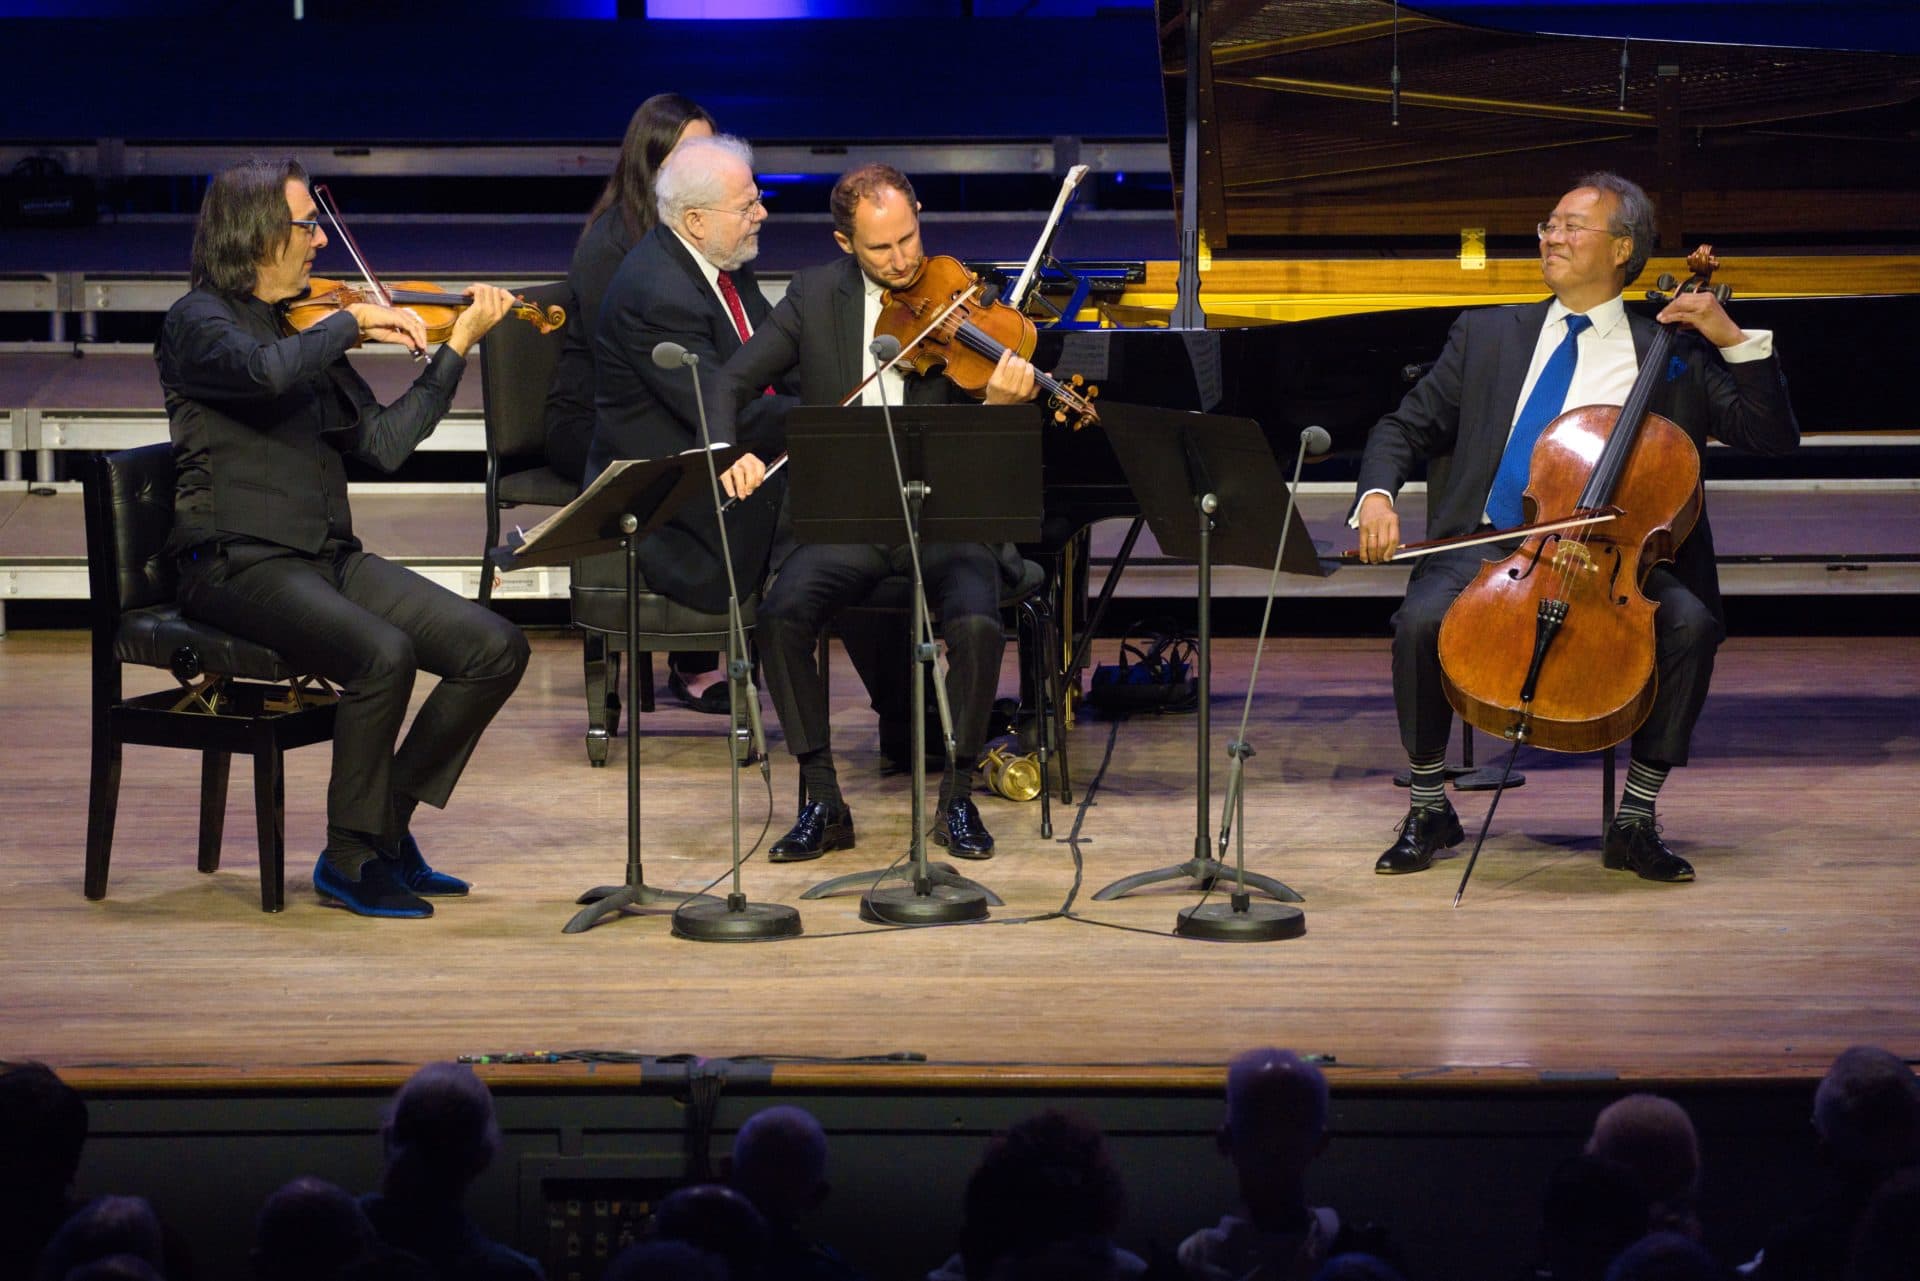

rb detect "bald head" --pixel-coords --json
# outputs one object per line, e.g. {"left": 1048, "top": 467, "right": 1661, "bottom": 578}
{"left": 1222, "top": 1048, "right": 1329, "bottom": 1173}
{"left": 731, "top": 1105, "right": 830, "bottom": 1224}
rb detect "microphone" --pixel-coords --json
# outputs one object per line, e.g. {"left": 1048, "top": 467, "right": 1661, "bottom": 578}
{"left": 651, "top": 340, "right": 697, "bottom": 369}
{"left": 1301, "top": 425, "right": 1332, "bottom": 456}
{"left": 870, "top": 334, "right": 902, "bottom": 363}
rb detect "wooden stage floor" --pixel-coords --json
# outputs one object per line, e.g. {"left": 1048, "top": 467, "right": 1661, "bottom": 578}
{"left": 3, "top": 629, "right": 1914, "bottom": 1090}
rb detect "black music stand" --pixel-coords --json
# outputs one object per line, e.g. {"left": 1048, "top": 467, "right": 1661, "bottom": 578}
{"left": 1089, "top": 403, "right": 1322, "bottom": 936}
{"left": 784, "top": 403, "right": 1043, "bottom": 925}
{"left": 491, "top": 449, "right": 740, "bottom": 934}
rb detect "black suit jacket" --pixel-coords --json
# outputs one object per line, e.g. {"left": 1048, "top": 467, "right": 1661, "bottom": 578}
{"left": 716, "top": 254, "right": 1025, "bottom": 584}
{"left": 584, "top": 224, "right": 797, "bottom": 612}
{"left": 1353, "top": 298, "right": 1799, "bottom": 621}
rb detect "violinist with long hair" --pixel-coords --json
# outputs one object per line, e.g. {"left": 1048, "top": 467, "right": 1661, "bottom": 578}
{"left": 157, "top": 158, "right": 526, "bottom": 918}
{"left": 1351, "top": 172, "right": 1797, "bottom": 884}
{"left": 714, "top": 164, "right": 1039, "bottom": 863}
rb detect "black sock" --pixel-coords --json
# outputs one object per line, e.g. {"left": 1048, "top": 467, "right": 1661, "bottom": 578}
{"left": 1615, "top": 758, "right": 1670, "bottom": 824}
{"left": 799, "top": 747, "right": 843, "bottom": 812}
{"left": 1407, "top": 751, "right": 1448, "bottom": 812}
{"left": 391, "top": 795, "right": 418, "bottom": 844}
{"left": 323, "top": 826, "right": 384, "bottom": 877}
{"left": 940, "top": 753, "right": 979, "bottom": 810}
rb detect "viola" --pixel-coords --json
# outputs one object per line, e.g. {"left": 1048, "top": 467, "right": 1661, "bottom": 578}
{"left": 284, "top": 277, "right": 564, "bottom": 345}
{"left": 1433, "top": 247, "right": 1726, "bottom": 755}
{"left": 867, "top": 254, "right": 1099, "bottom": 430}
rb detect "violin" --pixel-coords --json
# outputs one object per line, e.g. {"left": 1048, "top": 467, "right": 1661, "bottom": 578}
{"left": 284, "top": 278, "right": 564, "bottom": 344}
{"left": 1434, "top": 247, "right": 1726, "bottom": 754}
{"left": 282, "top": 183, "right": 563, "bottom": 351}
{"left": 867, "top": 254, "right": 1100, "bottom": 430}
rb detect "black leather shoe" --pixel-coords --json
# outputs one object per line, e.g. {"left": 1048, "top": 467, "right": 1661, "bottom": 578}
{"left": 768, "top": 801, "right": 856, "bottom": 863}
{"left": 668, "top": 667, "right": 732, "bottom": 715}
{"left": 931, "top": 798, "right": 995, "bottom": 860}
{"left": 1603, "top": 816, "right": 1695, "bottom": 882}
{"left": 1375, "top": 803, "right": 1465, "bottom": 875}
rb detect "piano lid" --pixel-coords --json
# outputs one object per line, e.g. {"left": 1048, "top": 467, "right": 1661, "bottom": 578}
{"left": 1158, "top": 0, "right": 1920, "bottom": 257}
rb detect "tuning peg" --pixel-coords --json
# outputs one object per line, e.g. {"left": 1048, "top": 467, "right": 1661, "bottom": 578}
{"left": 1655, "top": 272, "right": 1678, "bottom": 292}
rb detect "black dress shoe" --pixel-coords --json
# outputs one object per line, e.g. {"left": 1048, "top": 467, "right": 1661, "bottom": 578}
{"left": 931, "top": 798, "right": 995, "bottom": 860}
{"left": 1375, "top": 803, "right": 1465, "bottom": 875}
{"left": 668, "top": 667, "right": 732, "bottom": 715}
{"left": 768, "top": 801, "right": 856, "bottom": 863}
{"left": 1603, "top": 816, "right": 1695, "bottom": 882}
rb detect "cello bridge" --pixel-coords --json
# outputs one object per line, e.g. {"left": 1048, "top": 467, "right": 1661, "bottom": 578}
{"left": 1549, "top": 541, "right": 1598, "bottom": 576}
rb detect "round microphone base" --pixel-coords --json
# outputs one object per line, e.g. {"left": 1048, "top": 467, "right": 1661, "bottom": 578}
{"left": 1175, "top": 901, "right": 1306, "bottom": 943}
{"left": 671, "top": 898, "right": 803, "bottom": 942}
{"left": 859, "top": 883, "right": 990, "bottom": 926}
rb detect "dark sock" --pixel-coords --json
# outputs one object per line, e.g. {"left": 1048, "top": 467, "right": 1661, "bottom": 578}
{"left": 323, "top": 826, "right": 384, "bottom": 877}
{"left": 799, "top": 747, "right": 843, "bottom": 812}
{"left": 1407, "top": 751, "right": 1448, "bottom": 812}
{"left": 390, "top": 795, "right": 418, "bottom": 845}
{"left": 1615, "top": 757, "right": 1670, "bottom": 824}
{"left": 940, "top": 753, "right": 979, "bottom": 810}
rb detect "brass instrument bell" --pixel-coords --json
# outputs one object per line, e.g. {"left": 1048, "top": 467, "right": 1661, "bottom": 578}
{"left": 980, "top": 745, "right": 1042, "bottom": 803}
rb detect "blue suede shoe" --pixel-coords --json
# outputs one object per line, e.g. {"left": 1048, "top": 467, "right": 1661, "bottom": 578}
{"left": 313, "top": 855, "right": 433, "bottom": 918}
{"left": 393, "top": 833, "right": 470, "bottom": 897}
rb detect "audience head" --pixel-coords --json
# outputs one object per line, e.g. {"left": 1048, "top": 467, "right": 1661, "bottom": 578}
{"left": 652, "top": 1183, "right": 766, "bottom": 1281}
{"left": 958, "top": 1110, "right": 1127, "bottom": 1281}
{"left": 589, "top": 92, "right": 717, "bottom": 241}
{"left": 252, "top": 1176, "right": 372, "bottom": 1281}
{"left": 1539, "top": 1154, "right": 1652, "bottom": 1281}
{"left": 981, "top": 1234, "right": 1122, "bottom": 1281}
{"left": 601, "top": 1238, "right": 730, "bottom": 1281}
{"left": 1846, "top": 1165, "right": 1920, "bottom": 1281}
{"left": 0, "top": 1061, "right": 90, "bottom": 1200}
{"left": 654, "top": 135, "right": 763, "bottom": 272}
{"left": 34, "top": 1196, "right": 165, "bottom": 1281}
{"left": 1313, "top": 1255, "right": 1407, "bottom": 1281}
{"left": 1587, "top": 1094, "right": 1701, "bottom": 1234}
{"left": 380, "top": 1062, "right": 502, "bottom": 1201}
{"left": 1218, "top": 1048, "right": 1331, "bottom": 1178}
{"left": 730, "top": 1105, "right": 830, "bottom": 1227}
{"left": 63, "top": 1257, "right": 164, "bottom": 1281}
{"left": 1813, "top": 1046, "right": 1920, "bottom": 1180}
{"left": 1602, "top": 1231, "right": 1724, "bottom": 1281}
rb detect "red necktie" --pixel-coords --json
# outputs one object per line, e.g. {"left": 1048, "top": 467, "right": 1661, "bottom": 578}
{"left": 716, "top": 271, "right": 752, "bottom": 343}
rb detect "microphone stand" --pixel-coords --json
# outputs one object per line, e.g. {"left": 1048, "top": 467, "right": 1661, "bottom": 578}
{"left": 654, "top": 343, "right": 800, "bottom": 941}
{"left": 824, "top": 337, "right": 998, "bottom": 926}
{"left": 1175, "top": 428, "right": 1328, "bottom": 941}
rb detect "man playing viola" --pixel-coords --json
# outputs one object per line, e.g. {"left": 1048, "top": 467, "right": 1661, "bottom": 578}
{"left": 157, "top": 158, "right": 527, "bottom": 918}
{"left": 1352, "top": 171, "right": 1798, "bottom": 883}
{"left": 718, "top": 164, "right": 1039, "bottom": 863}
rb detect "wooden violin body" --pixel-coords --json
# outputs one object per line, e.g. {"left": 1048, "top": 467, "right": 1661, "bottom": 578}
{"left": 283, "top": 278, "right": 564, "bottom": 344}
{"left": 1436, "top": 404, "right": 1702, "bottom": 753}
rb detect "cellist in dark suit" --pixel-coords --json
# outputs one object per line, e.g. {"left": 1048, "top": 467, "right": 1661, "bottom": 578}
{"left": 1352, "top": 172, "right": 1798, "bottom": 883}
{"left": 584, "top": 133, "right": 796, "bottom": 618}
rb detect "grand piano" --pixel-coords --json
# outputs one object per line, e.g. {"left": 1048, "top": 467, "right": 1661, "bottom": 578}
{"left": 1013, "top": 0, "right": 1920, "bottom": 612}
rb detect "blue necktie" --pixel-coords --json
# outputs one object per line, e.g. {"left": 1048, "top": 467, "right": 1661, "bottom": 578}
{"left": 1485, "top": 312, "right": 1591, "bottom": 529}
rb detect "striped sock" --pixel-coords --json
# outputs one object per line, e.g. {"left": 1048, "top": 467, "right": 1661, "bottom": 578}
{"left": 1615, "top": 757, "right": 1670, "bottom": 823}
{"left": 1408, "top": 752, "right": 1449, "bottom": 812}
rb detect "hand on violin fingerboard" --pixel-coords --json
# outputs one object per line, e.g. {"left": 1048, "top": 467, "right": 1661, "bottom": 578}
{"left": 982, "top": 348, "right": 1039, "bottom": 405}
{"left": 446, "top": 284, "right": 518, "bottom": 357}
{"left": 347, "top": 302, "right": 427, "bottom": 357}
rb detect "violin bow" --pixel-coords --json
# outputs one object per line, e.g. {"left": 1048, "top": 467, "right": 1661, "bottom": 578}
{"left": 311, "top": 184, "right": 390, "bottom": 308}
{"left": 1007, "top": 164, "right": 1089, "bottom": 314}
{"left": 1339, "top": 508, "right": 1622, "bottom": 563}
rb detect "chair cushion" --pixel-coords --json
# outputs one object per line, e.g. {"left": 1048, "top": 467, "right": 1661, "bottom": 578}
{"left": 497, "top": 464, "right": 579, "bottom": 509}
{"left": 570, "top": 550, "right": 756, "bottom": 642}
{"left": 116, "top": 605, "right": 297, "bottom": 682}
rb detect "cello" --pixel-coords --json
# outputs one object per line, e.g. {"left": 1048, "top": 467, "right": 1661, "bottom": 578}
{"left": 1435, "top": 248, "right": 1729, "bottom": 756}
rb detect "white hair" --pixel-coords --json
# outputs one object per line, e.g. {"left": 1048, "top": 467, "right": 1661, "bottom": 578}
{"left": 654, "top": 134, "right": 755, "bottom": 231}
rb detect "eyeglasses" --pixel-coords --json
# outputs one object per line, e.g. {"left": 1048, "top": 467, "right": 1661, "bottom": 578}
{"left": 696, "top": 193, "right": 766, "bottom": 220}
{"left": 1537, "top": 220, "right": 1623, "bottom": 241}
{"left": 289, "top": 218, "right": 322, "bottom": 235}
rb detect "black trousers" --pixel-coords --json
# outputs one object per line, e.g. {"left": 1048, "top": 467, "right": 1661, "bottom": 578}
{"left": 758, "top": 541, "right": 1005, "bottom": 763}
{"left": 1391, "top": 545, "right": 1722, "bottom": 767}
{"left": 179, "top": 540, "right": 530, "bottom": 839}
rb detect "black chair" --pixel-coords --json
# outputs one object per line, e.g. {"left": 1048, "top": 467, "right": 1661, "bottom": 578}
{"left": 477, "top": 280, "right": 580, "bottom": 606}
{"left": 82, "top": 445, "right": 338, "bottom": 913}
{"left": 811, "top": 558, "right": 1071, "bottom": 831}
{"left": 569, "top": 551, "right": 757, "bottom": 767}
{"left": 476, "top": 279, "right": 665, "bottom": 745}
